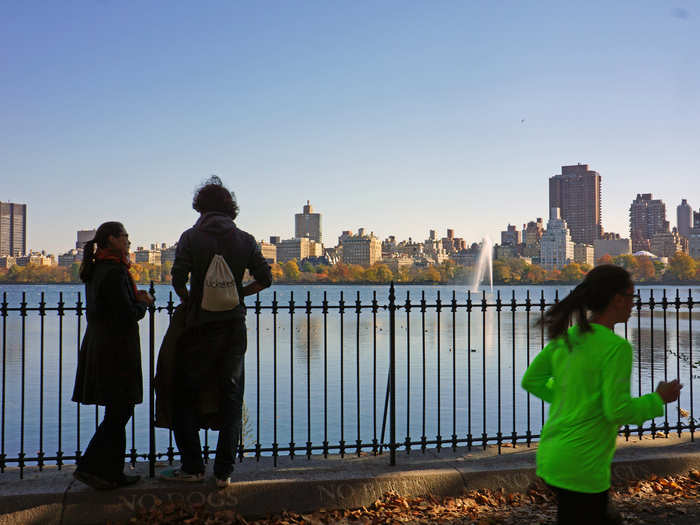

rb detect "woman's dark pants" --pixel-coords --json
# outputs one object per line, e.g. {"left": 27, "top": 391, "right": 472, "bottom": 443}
{"left": 77, "top": 403, "right": 133, "bottom": 481}
{"left": 173, "top": 319, "right": 246, "bottom": 479}
{"left": 549, "top": 485, "right": 622, "bottom": 525}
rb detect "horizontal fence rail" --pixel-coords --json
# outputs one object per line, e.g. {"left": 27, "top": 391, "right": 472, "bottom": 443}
{"left": 0, "top": 284, "right": 696, "bottom": 478}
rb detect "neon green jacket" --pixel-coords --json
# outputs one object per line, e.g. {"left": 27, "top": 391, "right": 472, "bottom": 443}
{"left": 521, "top": 323, "right": 664, "bottom": 493}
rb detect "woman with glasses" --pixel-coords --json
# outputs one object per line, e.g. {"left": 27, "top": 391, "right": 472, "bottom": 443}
{"left": 72, "top": 221, "right": 154, "bottom": 489}
{"left": 522, "top": 264, "right": 682, "bottom": 524}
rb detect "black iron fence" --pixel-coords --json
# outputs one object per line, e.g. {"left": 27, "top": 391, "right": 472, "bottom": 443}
{"left": 0, "top": 284, "right": 696, "bottom": 479}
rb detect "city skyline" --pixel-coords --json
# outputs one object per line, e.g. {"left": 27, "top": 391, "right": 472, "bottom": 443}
{"left": 5, "top": 185, "right": 699, "bottom": 259}
{"left": 2, "top": 2, "right": 699, "bottom": 254}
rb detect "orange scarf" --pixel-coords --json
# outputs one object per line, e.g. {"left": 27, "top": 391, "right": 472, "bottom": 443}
{"left": 95, "top": 248, "right": 139, "bottom": 297}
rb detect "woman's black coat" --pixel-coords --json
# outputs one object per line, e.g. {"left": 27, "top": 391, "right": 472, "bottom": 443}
{"left": 72, "top": 261, "right": 146, "bottom": 406}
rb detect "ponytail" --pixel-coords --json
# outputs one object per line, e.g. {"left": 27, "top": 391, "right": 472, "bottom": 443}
{"left": 540, "top": 283, "right": 590, "bottom": 344}
{"left": 538, "top": 265, "right": 633, "bottom": 347}
{"left": 78, "top": 221, "right": 126, "bottom": 283}
{"left": 79, "top": 240, "right": 97, "bottom": 283}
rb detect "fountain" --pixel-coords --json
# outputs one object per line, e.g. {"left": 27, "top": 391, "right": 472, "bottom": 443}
{"left": 471, "top": 237, "right": 493, "bottom": 293}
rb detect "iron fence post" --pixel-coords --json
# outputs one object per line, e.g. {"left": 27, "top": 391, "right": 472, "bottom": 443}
{"left": 149, "top": 282, "right": 156, "bottom": 478}
{"left": 389, "top": 282, "right": 396, "bottom": 466}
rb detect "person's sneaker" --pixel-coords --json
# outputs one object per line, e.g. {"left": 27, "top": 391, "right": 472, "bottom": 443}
{"left": 159, "top": 468, "right": 204, "bottom": 482}
{"left": 215, "top": 476, "right": 232, "bottom": 488}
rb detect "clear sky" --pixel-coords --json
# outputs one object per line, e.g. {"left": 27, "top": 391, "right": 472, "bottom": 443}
{"left": 1, "top": 1, "right": 698, "bottom": 254}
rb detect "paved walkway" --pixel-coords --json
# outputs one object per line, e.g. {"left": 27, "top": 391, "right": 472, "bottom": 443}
{"left": 0, "top": 434, "right": 698, "bottom": 525}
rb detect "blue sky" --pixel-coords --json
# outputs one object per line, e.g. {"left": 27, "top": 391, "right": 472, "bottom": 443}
{"left": 1, "top": 1, "right": 698, "bottom": 254}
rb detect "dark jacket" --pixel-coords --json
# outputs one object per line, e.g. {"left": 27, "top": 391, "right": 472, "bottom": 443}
{"left": 171, "top": 212, "right": 272, "bottom": 327}
{"left": 72, "top": 261, "right": 147, "bottom": 406}
{"left": 154, "top": 304, "right": 222, "bottom": 430}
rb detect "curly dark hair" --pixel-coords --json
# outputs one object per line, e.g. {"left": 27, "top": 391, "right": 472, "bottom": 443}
{"left": 192, "top": 176, "right": 239, "bottom": 219}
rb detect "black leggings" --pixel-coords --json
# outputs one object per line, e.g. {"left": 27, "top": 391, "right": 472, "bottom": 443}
{"left": 548, "top": 485, "right": 621, "bottom": 525}
{"left": 77, "top": 403, "right": 133, "bottom": 482}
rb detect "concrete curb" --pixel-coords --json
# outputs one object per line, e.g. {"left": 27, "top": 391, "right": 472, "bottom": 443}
{"left": 0, "top": 436, "right": 697, "bottom": 524}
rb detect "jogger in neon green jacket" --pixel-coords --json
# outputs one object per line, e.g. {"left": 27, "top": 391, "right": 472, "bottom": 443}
{"left": 521, "top": 265, "right": 682, "bottom": 524}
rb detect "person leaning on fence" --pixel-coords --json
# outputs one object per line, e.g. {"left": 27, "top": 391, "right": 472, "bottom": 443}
{"left": 159, "top": 176, "right": 272, "bottom": 488}
{"left": 521, "top": 265, "right": 683, "bottom": 525}
{"left": 71, "top": 222, "right": 154, "bottom": 490}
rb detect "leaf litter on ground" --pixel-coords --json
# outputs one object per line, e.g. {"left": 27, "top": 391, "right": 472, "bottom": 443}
{"left": 120, "top": 469, "right": 700, "bottom": 525}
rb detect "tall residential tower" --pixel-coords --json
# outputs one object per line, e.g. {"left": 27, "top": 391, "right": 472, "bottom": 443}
{"left": 0, "top": 202, "right": 27, "bottom": 257}
{"left": 548, "top": 164, "right": 602, "bottom": 244}
{"left": 630, "top": 193, "right": 668, "bottom": 252}
{"left": 677, "top": 199, "right": 692, "bottom": 238}
{"left": 294, "top": 201, "right": 322, "bottom": 244}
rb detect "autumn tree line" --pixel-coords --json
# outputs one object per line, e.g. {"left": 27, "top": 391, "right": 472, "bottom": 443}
{"left": 1, "top": 254, "right": 699, "bottom": 285}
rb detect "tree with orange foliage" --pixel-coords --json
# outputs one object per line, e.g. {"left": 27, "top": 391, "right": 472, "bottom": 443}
{"left": 635, "top": 256, "right": 655, "bottom": 282}
{"left": 596, "top": 254, "right": 613, "bottom": 266}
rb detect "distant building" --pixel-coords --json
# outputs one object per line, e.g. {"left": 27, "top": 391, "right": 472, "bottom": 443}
{"left": 58, "top": 249, "right": 83, "bottom": 267}
{"left": 76, "top": 229, "right": 96, "bottom": 250}
{"left": 258, "top": 241, "right": 277, "bottom": 264}
{"left": 396, "top": 239, "right": 424, "bottom": 258}
{"left": 0, "top": 202, "right": 27, "bottom": 257}
{"left": 688, "top": 232, "right": 700, "bottom": 259}
{"left": 650, "top": 229, "right": 688, "bottom": 258}
{"left": 450, "top": 247, "right": 480, "bottom": 267}
{"left": 549, "top": 164, "right": 602, "bottom": 244}
{"left": 294, "top": 201, "right": 322, "bottom": 243}
{"left": 382, "top": 255, "right": 414, "bottom": 273}
{"left": 495, "top": 244, "right": 517, "bottom": 260}
{"left": 688, "top": 227, "right": 700, "bottom": 258}
{"left": 573, "top": 243, "right": 594, "bottom": 266}
{"left": 16, "top": 252, "right": 54, "bottom": 267}
{"left": 269, "top": 236, "right": 281, "bottom": 245}
{"left": 339, "top": 228, "right": 382, "bottom": 266}
{"left": 630, "top": 193, "right": 668, "bottom": 252}
{"left": 276, "top": 237, "right": 323, "bottom": 263}
{"left": 133, "top": 246, "right": 162, "bottom": 265}
{"left": 441, "top": 229, "right": 465, "bottom": 253}
{"left": 161, "top": 244, "right": 178, "bottom": 264}
{"left": 677, "top": 199, "right": 693, "bottom": 239}
{"left": 593, "top": 233, "right": 631, "bottom": 261}
{"left": 522, "top": 218, "right": 544, "bottom": 261}
{"left": 500, "top": 224, "right": 522, "bottom": 246}
{"left": 0, "top": 256, "right": 16, "bottom": 269}
{"left": 540, "top": 208, "right": 574, "bottom": 270}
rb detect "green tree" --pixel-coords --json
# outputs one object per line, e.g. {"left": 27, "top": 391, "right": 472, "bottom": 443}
{"left": 348, "top": 265, "right": 365, "bottom": 282}
{"left": 613, "top": 254, "right": 639, "bottom": 275}
{"left": 301, "top": 261, "right": 315, "bottom": 274}
{"left": 282, "top": 260, "right": 300, "bottom": 280}
{"left": 70, "top": 262, "right": 81, "bottom": 282}
{"left": 375, "top": 264, "right": 394, "bottom": 282}
{"left": 160, "top": 261, "right": 173, "bottom": 283}
{"left": 667, "top": 253, "right": 697, "bottom": 281}
{"left": 420, "top": 266, "right": 441, "bottom": 282}
{"left": 492, "top": 260, "right": 512, "bottom": 283}
{"left": 560, "top": 263, "right": 585, "bottom": 282}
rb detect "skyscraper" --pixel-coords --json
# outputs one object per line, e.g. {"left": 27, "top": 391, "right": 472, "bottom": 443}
{"left": 629, "top": 194, "right": 668, "bottom": 252}
{"left": 0, "top": 202, "right": 27, "bottom": 257}
{"left": 294, "top": 201, "right": 322, "bottom": 244}
{"left": 677, "top": 199, "right": 692, "bottom": 238}
{"left": 540, "top": 208, "right": 574, "bottom": 270}
{"left": 549, "top": 164, "right": 602, "bottom": 244}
